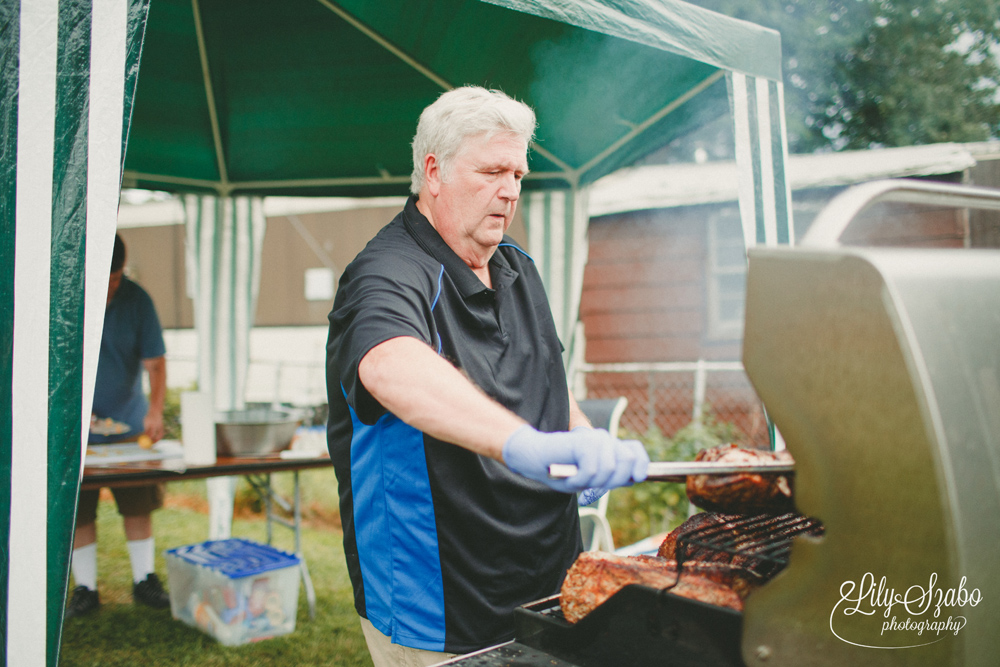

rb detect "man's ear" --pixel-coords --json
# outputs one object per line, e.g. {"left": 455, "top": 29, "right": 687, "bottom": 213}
{"left": 424, "top": 153, "right": 442, "bottom": 197}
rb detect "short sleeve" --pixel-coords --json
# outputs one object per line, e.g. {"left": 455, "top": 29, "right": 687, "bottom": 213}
{"left": 331, "top": 256, "right": 437, "bottom": 424}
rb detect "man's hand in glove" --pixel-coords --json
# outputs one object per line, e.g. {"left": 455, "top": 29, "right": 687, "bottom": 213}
{"left": 502, "top": 425, "right": 649, "bottom": 493}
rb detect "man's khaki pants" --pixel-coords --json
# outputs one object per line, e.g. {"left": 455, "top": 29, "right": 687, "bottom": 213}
{"left": 360, "top": 617, "right": 459, "bottom": 667}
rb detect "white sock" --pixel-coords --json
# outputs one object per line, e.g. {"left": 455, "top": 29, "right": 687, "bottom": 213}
{"left": 71, "top": 543, "right": 98, "bottom": 590}
{"left": 126, "top": 537, "right": 155, "bottom": 584}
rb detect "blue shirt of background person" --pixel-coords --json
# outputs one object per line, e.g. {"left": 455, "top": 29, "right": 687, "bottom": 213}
{"left": 89, "top": 272, "right": 166, "bottom": 443}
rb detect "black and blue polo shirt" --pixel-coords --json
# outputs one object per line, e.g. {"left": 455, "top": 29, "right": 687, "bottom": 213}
{"left": 326, "top": 196, "right": 581, "bottom": 653}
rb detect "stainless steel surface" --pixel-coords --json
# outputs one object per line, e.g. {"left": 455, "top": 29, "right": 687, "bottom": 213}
{"left": 739, "top": 182, "right": 1000, "bottom": 666}
{"left": 800, "top": 179, "right": 1000, "bottom": 248}
{"left": 214, "top": 408, "right": 301, "bottom": 456}
{"left": 549, "top": 460, "right": 794, "bottom": 482}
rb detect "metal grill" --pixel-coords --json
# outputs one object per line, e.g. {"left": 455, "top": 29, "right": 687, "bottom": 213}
{"left": 674, "top": 512, "right": 825, "bottom": 580}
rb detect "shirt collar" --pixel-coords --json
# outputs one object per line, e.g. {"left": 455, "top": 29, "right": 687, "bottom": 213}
{"left": 402, "top": 195, "right": 518, "bottom": 297}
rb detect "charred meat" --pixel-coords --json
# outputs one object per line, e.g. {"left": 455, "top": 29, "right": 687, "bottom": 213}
{"left": 686, "top": 444, "right": 795, "bottom": 514}
{"left": 658, "top": 511, "right": 825, "bottom": 579}
{"left": 560, "top": 552, "right": 743, "bottom": 623}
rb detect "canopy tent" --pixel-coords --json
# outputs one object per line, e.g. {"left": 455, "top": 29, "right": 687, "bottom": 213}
{"left": 1, "top": 0, "right": 791, "bottom": 664}
{"left": 119, "top": 0, "right": 791, "bottom": 375}
{"left": 122, "top": 0, "right": 782, "bottom": 197}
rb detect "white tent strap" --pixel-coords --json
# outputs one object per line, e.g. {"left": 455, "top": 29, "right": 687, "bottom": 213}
{"left": 10, "top": 2, "right": 59, "bottom": 662}
{"left": 774, "top": 81, "right": 794, "bottom": 245}
{"left": 82, "top": 0, "right": 130, "bottom": 467}
{"left": 729, "top": 71, "right": 793, "bottom": 250}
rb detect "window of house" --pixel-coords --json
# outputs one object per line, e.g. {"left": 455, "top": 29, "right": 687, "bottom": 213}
{"left": 706, "top": 207, "right": 748, "bottom": 340}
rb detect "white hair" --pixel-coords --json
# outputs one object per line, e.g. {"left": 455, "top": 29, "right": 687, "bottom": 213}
{"left": 410, "top": 86, "right": 536, "bottom": 195}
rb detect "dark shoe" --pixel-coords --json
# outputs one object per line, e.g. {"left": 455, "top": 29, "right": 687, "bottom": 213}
{"left": 133, "top": 573, "right": 171, "bottom": 609}
{"left": 65, "top": 585, "right": 100, "bottom": 618}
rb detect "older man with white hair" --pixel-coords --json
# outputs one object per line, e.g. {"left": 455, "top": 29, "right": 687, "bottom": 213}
{"left": 326, "top": 86, "right": 648, "bottom": 666}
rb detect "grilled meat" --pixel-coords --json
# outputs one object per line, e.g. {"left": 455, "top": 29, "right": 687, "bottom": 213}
{"left": 644, "top": 555, "right": 759, "bottom": 599}
{"left": 560, "top": 552, "right": 743, "bottom": 623}
{"left": 658, "top": 511, "right": 825, "bottom": 579}
{"left": 658, "top": 512, "right": 742, "bottom": 562}
{"left": 686, "top": 444, "right": 795, "bottom": 514}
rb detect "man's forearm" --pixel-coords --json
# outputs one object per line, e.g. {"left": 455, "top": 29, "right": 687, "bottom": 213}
{"left": 141, "top": 356, "right": 167, "bottom": 442}
{"left": 358, "top": 336, "right": 526, "bottom": 461}
{"left": 359, "top": 336, "right": 650, "bottom": 492}
{"left": 143, "top": 356, "right": 167, "bottom": 415}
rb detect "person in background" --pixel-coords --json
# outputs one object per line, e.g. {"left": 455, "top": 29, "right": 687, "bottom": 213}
{"left": 326, "top": 86, "right": 649, "bottom": 666}
{"left": 66, "top": 233, "right": 171, "bottom": 618}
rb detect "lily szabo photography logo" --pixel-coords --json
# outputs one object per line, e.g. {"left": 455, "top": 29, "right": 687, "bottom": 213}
{"left": 830, "top": 572, "right": 981, "bottom": 649}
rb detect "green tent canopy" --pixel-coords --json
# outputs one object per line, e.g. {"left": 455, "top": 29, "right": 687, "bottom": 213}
{"left": 122, "top": 0, "right": 781, "bottom": 198}
{"left": 1, "top": 1, "right": 791, "bottom": 664}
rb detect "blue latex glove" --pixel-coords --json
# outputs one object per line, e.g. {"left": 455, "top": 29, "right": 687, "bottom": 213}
{"left": 578, "top": 487, "right": 608, "bottom": 507}
{"left": 502, "top": 425, "right": 649, "bottom": 493}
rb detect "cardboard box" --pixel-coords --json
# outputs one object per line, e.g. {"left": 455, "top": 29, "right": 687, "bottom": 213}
{"left": 166, "top": 538, "right": 300, "bottom": 645}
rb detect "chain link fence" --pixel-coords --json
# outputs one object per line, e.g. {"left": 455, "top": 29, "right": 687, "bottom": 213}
{"left": 169, "top": 342, "right": 771, "bottom": 448}
{"left": 575, "top": 360, "right": 770, "bottom": 446}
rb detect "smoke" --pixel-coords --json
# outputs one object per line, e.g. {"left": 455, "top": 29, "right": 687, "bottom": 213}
{"left": 527, "top": 26, "right": 728, "bottom": 174}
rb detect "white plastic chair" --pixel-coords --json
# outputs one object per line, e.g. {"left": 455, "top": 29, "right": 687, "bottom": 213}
{"left": 577, "top": 397, "right": 629, "bottom": 552}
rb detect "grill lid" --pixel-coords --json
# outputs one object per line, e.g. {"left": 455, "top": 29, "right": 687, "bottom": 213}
{"left": 741, "top": 180, "right": 1000, "bottom": 666}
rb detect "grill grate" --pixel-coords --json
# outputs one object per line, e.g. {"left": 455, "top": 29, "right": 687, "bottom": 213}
{"left": 674, "top": 512, "right": 825, "bottom": 580}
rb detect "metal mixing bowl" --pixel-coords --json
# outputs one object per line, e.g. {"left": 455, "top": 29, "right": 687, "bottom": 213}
{"left": 215, "top": 408, "right": 301, "bottom": 456}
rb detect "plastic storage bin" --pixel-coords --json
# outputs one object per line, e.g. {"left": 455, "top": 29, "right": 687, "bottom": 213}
{"left": 166, "top": 538, "right": 300, "bottom": 645}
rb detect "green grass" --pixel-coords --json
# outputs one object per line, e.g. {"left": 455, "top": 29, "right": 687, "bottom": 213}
{"left": 59, "top": 469, "right": 373, "bottom": 667}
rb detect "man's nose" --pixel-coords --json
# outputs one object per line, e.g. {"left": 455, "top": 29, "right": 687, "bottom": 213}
{"left": 498, "top": 173, "right": 520, "bottom": 201}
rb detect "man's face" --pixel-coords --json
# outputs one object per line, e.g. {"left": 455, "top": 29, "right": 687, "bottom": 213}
{"left": 107, "top": 269, "right": 123, "bottom": 304}
{"left": 431, "top": 132, "right": 528, "bottom": 260}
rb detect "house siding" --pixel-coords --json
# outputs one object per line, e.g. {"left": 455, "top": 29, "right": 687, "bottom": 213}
{"left": 578, "top": 165, "right": 998, "bottom": 442}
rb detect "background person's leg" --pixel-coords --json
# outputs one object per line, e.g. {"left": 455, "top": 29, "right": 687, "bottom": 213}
{"left": 66, "top": 491, "right": 102, "bottom": 617}
{"left": 123, "top": 514, "right": 154, "bottom": 581}
{"left": 115, "top": 485, "right": 170, "bottom": 608}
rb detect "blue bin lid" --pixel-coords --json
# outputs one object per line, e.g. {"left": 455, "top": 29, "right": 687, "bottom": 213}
{"left": 167, "top": 538, "right": 299, "bottom": 578}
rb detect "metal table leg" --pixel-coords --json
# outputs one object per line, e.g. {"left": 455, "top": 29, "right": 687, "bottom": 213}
{"left": 293, "top": 471, "right": 317, "bottom": 620}
{"left": 244, "top": 471, "right": 317, "bottom": 619}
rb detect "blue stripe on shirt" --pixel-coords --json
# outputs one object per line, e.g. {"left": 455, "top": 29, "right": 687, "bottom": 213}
{"left": 497, "top": 243, "right": 535, "bottom": 262}
{"left": 431, "top": 264, "right": 444, "bottom": 354}
{"left": 348, "top": 402, "right": 447, "bottom": 650}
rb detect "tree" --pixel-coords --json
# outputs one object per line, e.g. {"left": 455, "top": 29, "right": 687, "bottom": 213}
{"left": 687, "top": 0, "right": 1000, "bottom": 152}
